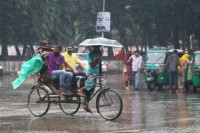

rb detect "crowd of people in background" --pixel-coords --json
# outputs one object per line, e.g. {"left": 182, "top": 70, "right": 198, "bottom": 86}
{"left": 122, "top": 50, "right": 144, "bottom": 91}
{"left": 122, "top": 49, "right": 193, "bottom": 92}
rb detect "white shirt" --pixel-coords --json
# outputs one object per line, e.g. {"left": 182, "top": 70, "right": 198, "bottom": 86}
{"left": 130, "top": 55, "right": 142, "bottom": 71}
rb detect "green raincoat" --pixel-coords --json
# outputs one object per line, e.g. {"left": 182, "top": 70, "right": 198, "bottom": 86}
{"left": 12, "top": 54, "right": 44, "bottom": 89}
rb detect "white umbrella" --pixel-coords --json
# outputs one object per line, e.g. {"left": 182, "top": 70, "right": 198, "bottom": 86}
{"left": 79, "top": 37, "right": 123, "bottom": 48}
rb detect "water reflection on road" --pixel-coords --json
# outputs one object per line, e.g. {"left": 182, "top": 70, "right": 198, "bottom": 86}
{"left": 1, "top": 74, "right": 200, "bottom": 132}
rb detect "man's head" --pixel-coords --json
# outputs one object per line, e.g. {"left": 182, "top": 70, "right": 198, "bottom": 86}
{"left": 134, "top": 50, "right": 140, "bottom": 57}
{"left": 40, "top": 40, "right": 49, "bottom": 51}
{"left": 40, "top": 40, "right": 48, "bottom": 47}
{"left": 98, "top": 19, "right": 103, "bottom": 26}
{"left": 91, "top": 45, "right": 101, "bottom": 52}
{"left": 173, "top": 49, "right": 178, "bottom": 54}
{"left": 53, "top": 45, "right": 62, "bottom": 56}
{"left": 66, "top": 44, "right": 74, "bottom": 55}
{"left": 127, "top": 51, "right": 132, "bottom": 56}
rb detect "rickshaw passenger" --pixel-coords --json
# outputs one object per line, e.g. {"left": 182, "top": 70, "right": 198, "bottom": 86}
{"left": 35, "top": 40, "right": 52, "bottom": 55}
{"left": 42, "top": 45, "right": 75, "bottom": 95}
{"left": 36, "top": 40, "right": 52, "bottom": 83}
{"left": 62, "top": 44, "right": 86, "bottom": 91}
{"left": 166, "top": 49, "right": 179, "bottom": 91}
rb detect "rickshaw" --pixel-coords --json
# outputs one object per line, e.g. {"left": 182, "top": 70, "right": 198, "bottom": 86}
{"left": 27, "top": 73, "right": 123, "bottom": 121}
{"left": 191, "top": 51, "right": 200, "bottom": 92}
{"left": 144, "top": 48, "right": 169, "bottom": 90}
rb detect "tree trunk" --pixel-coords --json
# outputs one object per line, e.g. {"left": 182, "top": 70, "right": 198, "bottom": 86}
{"left": 172, "top": 24, "right": 180, "bottom": 49}
{"left": 1, "top": 44, "right": 8, "bottom": 59}
{"left": 22, "top": 44, "right": 27, "bottom": 57}
{"left": 15, "top": 45, "right": 21, "bottom": 56}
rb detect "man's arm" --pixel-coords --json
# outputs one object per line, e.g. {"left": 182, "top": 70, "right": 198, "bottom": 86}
{"left": 75, "top": 55, "right": 86, "bottom": 71}
{"left": 138, "top": 56, "right": 143, "bottom": 69}
{"left": 61, "top": 63, "right": 66, "bottom": 70}
{"left": 78, "top": 62, "right": 86, "bottom": 71}
{"left": 65, "top": 61, "right": 78, "bottom": 74}
{"left": 166, "top": 57, "right": 169, "bottom": 67}
{"left": 41, "top": 51, "right": 48, "bottom": 58}
{"left": 127, "top": 56, "right": 132, "bottom": 63}
{"left": 177, "top": 58, "right": 180, "bottom": 66}
{"left": 89, "top": 54, "right": 102, "bottom": 68}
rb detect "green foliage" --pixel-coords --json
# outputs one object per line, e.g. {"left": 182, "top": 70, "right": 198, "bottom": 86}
{"left": 1, "top": 0, "right": 200, "bottom": 54}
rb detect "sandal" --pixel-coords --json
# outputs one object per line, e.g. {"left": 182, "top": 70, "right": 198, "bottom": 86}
{"left": 59, "top": 86, "right": 67, "bottom": 95}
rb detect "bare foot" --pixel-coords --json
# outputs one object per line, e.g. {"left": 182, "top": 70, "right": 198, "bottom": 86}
{"left": 77, "top": 88, "right": 85, "bottom": 96}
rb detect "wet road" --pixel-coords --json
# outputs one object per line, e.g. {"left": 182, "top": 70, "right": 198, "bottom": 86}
{"left": 1, "top": 74, "right": 200, "bottom": 132}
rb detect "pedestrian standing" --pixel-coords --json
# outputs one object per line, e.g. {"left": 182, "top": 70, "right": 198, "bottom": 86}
{"left": 166, "top": 49, "right": 180, "bottom": 92}
{"left": 178, "top": 53, "right": 191, "bottom": 91}
{"left": 122, "top": 51, "right": 132, "bottom": 90}
{"left": 128, "top": 50, "right": 143, "bottom": 91}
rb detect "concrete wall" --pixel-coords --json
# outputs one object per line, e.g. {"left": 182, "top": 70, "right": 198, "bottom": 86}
{"left": 104, "top": 60, "right": 123, "bottom": 72}
{"left": 0, "top": 60, "right": 123, "bottom": 75}
{"left": 0, "top": 61, "right": 24, "bottom": 75}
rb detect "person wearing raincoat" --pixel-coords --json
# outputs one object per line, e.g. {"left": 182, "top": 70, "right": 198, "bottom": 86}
{"left": 178, "top": 53, "right": 191, "bottom": 91}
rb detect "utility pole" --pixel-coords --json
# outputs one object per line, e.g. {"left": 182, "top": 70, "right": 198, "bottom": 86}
{"left": 101, "top": 0, "right": 105, "bottom": 37}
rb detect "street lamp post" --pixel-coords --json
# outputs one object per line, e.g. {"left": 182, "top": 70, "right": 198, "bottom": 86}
{"left": 103, "top": 0, "right": 105, "bottom": 12}
{"left": 102, "top": 0, "right": 105, "bottom": 37}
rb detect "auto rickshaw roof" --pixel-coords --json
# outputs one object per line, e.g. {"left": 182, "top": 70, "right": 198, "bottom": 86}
{"left": 146, "top": 49, "right": 168, "bottom": 53}
{"left": 193, "top": 51, "right": 200, "bottom": 55}
{"left": 168, "top": 49, "right": 184, "bottom": 53}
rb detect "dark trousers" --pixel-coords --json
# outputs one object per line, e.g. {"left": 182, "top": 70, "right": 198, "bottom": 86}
{"left": 169, "top": 71, "right": 178, "bottom": 89}
{"left": 66, "top": 70, "right": 86, "bottom": 89}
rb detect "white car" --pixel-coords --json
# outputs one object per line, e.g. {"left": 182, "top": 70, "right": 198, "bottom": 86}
{"left": 75, "top": 53, "right": 107, "bottom": 72}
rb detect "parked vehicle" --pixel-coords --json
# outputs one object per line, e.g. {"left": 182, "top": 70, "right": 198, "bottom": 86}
{"left": 75, "top": 53, "right": 107, "bottom": 72}
{"left": 144, "top": 48, "right": 169, "bottom": 90}
{"left": 191, "top": 51, "right": 200, "bottom": 92}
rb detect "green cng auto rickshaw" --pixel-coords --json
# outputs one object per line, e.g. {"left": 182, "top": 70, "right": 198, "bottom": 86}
{"left": 192, "top": 51, "right": 200, "bottom": 92}
{"left": 144, "top": 49, "right": 169, "bottom": 90}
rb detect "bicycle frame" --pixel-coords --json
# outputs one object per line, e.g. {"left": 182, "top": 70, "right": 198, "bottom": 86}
{"left": 81, "top": 74, "right": 107, "bottom": 103}
{"left": 36, "top": 74, "right": 107, "bottom": 104}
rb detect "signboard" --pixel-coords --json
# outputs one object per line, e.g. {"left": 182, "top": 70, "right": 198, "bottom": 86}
{"left": 96, "top": 12, "right": 110, "bottom": 33}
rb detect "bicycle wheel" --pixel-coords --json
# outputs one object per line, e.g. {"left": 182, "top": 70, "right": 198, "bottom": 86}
{"left": 27, "top": 85, "right": 50, "bottom": 117}
{"left": 96, "top": 89, "right": 123, "bottom": 120}
{"left": 59, "top": 94, "right": 81, "bottom": 115}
